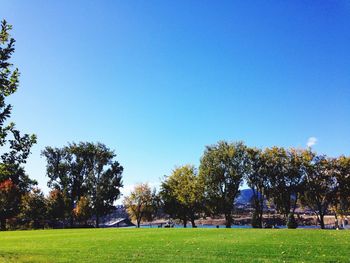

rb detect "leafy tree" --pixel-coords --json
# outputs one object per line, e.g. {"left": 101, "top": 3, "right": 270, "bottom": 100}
{"left": 123, "top": 183, "right": 155, "bottom": 228}
{"left": 20, "top": 188, "right": 46, "bottom": 229}
{"left": 0, "top": 20, "right": 37, "bottom": 231}
{"left": 199, "top": 141, "right": 248, "bottom": 228}
{"left": 0, "top": 179, "right": 19, "bottom": 230}
{"left": 42, "top": 146, "right": 83, "bottom": 227}
{"left": 300, "top": 154, "right": 336, "bottom": 229}
{"left": 160, "top": 165, "right": 203, "bottom": 227}
{"left": 263, "top": 147, "right": 306, "bottom": 227}
{"left": 245, "top": 148, "right": 267, "bottom": 228}
{"left": 332, "top": 156, "right": 350, "bottom": 227}
{"left": 42, "top": 142, "right": 123, "bottom": 227}
{"left": 72, "top": 142, "right": 123, "bottom": 228}
{"left": 159, "top": 177, "right": 185, "bottom": 224}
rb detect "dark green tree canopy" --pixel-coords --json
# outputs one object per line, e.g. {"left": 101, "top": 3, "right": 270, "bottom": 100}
{"left": 0, "top": 20, "right": 37, "bottom": 231}
{"left": 42, "top": 142, "right": 123, "bottom": 227}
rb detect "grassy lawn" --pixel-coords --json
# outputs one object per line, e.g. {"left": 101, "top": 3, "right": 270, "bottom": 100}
{"left": 0, "top": 228, "right": 349, "bottom": 262}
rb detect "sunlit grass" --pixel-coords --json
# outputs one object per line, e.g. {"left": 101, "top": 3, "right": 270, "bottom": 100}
{"left": 0, "top": 228, "right": 349, "bottom": 262}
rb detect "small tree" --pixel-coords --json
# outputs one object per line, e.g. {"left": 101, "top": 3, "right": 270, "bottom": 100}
{"left": 20, "top": 188, "right": 46, "bottom": 229}
{"left": 160, "top": 165, "right": 203, "bottom": 227}
{"left": 123, "top": 183, "right": 155, "bottom": 228}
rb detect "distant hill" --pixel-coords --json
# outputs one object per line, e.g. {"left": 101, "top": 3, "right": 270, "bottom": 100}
{"left": 235, "top": 188, "right": 254, "bottom": 204}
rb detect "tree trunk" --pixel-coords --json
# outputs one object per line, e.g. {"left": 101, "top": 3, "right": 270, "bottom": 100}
{"left": 334, "top": 213, "right": 339, "bottom": 229}
{"left": 259, "top": 194, "right": 264, "bottom": 228}
{"left": 69, "top": 198, "right": 74, "bottom": 228}
{"left": 259, "top": 210, "right": 263, "bottom": 228}
{"left": 96, "top": 214, "right": 100, "bottom": 228}
{"left": 69, "top": 215, "right": 74, "bottom": 228}
{"left": 225, "top": 213, "right": 232, "bottom": 228}
{"left": 137, "top": 218, "right": 141, "bottom": 228}
{"left": 190, "top": 217, "right": 196, "bottom": 228}
{"left": 183, "top": 217, "right": 187, "bottom": 228}
{"left": 319, "top": 214, "right": 325, "bottom": 229}
{"left": 0, "top": 218, "right": 6, "bottom": 231}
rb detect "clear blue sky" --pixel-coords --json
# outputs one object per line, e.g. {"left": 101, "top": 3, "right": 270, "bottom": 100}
{"left": 1, "top": 1, "right": 350, "bottom": 196}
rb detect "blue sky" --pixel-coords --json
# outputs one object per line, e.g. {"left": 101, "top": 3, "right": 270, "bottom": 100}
{"left": 1, "top": 1, "right": 350, "bottom": 197}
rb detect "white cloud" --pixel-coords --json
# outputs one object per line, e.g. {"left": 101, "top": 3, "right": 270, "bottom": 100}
{"left": 306, "top": 137, "right": 317, "bottom": 148}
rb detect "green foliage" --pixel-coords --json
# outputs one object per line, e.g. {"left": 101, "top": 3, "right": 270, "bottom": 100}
{"left": 199, "top": 141, "right": 248, "bottom": 228}
{"left": 333, "top": 156, "right": 350, "bottom": 216}
{"left": 46, "top": 189, "right": 67, "bottom": 223}
{"left": 262, "top": 147, "right": 307, "bottom": 219}
{"left": 0, "top": 20, "right": 37, "bottom": 231}
{"left": 160, "top": 165, "right": 203, "bottom": 227}
{"left": 42, "top": 142, "right": 123, "bottom": 227}
{"left": 245, "top": 148, "right": 266, "bottom": 228}
{"left": 19, "top": 188, "right": 46, "bottom": 229}
{"left": 301, "top": 153, "right": 336, "bottom": 229}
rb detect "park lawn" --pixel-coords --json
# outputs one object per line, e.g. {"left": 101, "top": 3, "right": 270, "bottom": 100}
{"left": 0, "top": 228, "right": 349, "bottom": 263}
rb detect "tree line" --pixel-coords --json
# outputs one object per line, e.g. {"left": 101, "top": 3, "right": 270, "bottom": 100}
{"left": 125, "top": 141, "right": 350, "bottom": 229}
{"left": 1, "top": 141, "right": 124, "bottom": 230}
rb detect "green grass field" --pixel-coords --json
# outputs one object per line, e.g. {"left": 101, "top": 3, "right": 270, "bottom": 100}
{"left": 0, "top": 228, "right": 349, "bottom": 262}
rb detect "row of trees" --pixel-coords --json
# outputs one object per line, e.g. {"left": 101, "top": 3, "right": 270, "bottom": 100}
{"left": 1, "top": 142, "right": 124, "bottom": 231}
{"left": 125, "top": 141, "right": 350, "bottom": 229}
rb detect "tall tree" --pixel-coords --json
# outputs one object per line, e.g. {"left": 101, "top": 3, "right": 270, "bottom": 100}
{"left": 301, "top": 154, "right": 336, "bottom": 229}
{"left": 0, "top": 20, "right": 37, "bottom": 231}
{"left": 123, "top": 183, "right": 155, "bottom": 228}
{"left": 332, "top": 156, "right": 350, "bottom": 227}
{"left": 72, "top": 142, "right": 123, "bottom": 227}
{"left": 245, "top": 148, "right": 267, "bottom": 228}
{"left": 42, "top": 146, "right": 82, "bottom": 227}
{"left": 160, "top": 165, "right": 203, "bottom": 227}
{"left": 263, "top": 147, "right": 306, "bottom": 227}
{"left": 199, "top": 141, "right": 248, "bottom": 228}
{"left": 42, "top": 142, "right": 123, "bottom": 227}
